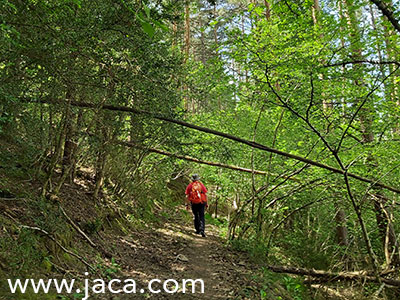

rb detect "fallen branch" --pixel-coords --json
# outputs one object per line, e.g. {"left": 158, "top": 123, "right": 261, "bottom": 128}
{"left": 56, "top": 201, "right": 112, "bottom": 259}
{"left": 117, "top": 140, "right": 301, "bottom": 181}
{"left": 120, "top": 140, "right": 267, "bottom": 174}
{"left": 58, "top": 204, "right": 97, "bottom": 248}
{"left": 268, "top": 265, "right": 400, "bottom": 287}
{"left": 23, "top": 98, "right": 400, "bottom": 194}
{"left": 310, "top": 284, "right": 350, "bottom": 300}
{"left": 21, "top": 225, "right": 96, "bottom": 272}
{"left": 0, "top": 198, "right": 27, "bottom": 201}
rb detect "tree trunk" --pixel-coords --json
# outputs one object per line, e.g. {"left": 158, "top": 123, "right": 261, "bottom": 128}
{"left": 335, "top": 205, "right": 349, "bottom": 247}
{"left": 183, "top": 1, "right": 191, "bottom": 112}
{"left": 369, "top": 0, "right": 400, "bottom": 34}
{"left": 184, "top": 1, "right": 190, "bottom": 64}
{"left": 93, "top": 124, "right": 109, "bottom": 199}
{"left": 199, "top": 16, "right": 206, "bottom": 65}
{"left": 69, "top": 111, "right": 83, "bottom": 183}
{"left": 213, "top": 3, "right": 219, "bottom": 55}
{"left": 263, "top": 0, "right": 271, "bottom": 21}
{"left": 62, "top": 111, "right": 79, "bottom": 183}
{"left": 343, "top": 0, "right": 398, "bottom": 267}
{"left": 41, "top": 107, "right": 68, "bottom": 197}
{"left": 381, "top": 2, "right": 400, "bottom": 135}
{"left": 311, "top": 0, "right": 320, "bottom": 25}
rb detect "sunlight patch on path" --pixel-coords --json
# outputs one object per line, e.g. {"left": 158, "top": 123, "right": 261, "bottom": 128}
{"left": 156, "top": 224, "right": 196, "bottom": 241}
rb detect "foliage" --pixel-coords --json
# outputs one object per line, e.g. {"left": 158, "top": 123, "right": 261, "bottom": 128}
{"left": 1, "top": 0, "right": 400, "bottom": 298}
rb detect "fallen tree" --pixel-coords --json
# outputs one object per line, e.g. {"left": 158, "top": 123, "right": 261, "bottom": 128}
{"left": 118, "top": 140, "right": 269, "bottom": 175}
{"left": 268, "top": 265, "right": 400, "bottom": 287}
{"left": 116, "top": 140, "right": 300, "bottom": 181}
{"left": 23, "top": 99, "right": 400, "bottom": 194}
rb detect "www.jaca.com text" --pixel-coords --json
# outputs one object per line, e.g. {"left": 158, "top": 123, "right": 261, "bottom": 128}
{"left": 7, "top": 274, "right": 205, "bottom": 299}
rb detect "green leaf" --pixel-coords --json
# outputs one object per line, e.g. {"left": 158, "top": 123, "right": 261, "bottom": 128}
{"left": 254, "top": 6, "right": 264, "bottom": 16}
{"left": 143, "top": 4, "right": 150, "bottom": 18}
{"left": 136, "top": 12, "right": 155, "bottom": 37}
{"left": 140, "top": 20, "right": 155, "bottom": 37}
{"left": 210, "top": 20, "right": 218, "bottom": 26}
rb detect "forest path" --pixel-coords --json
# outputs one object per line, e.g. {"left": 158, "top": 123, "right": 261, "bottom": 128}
{"left": 110, "top": 213, "right": 258, "bottom": 300}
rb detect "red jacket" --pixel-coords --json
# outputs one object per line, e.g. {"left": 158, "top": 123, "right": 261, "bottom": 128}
{"left": 185, "top": 181, "right": 208, "bottom": 203}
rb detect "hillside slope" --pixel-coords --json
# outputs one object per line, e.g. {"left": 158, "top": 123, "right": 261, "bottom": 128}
{"left": 0, "top": 139, "right": 274, "bottom": 300}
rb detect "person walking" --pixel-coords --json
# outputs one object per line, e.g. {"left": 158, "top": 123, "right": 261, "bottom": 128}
{"left": 185, "top": 174, "right": 208, "bottom": 237}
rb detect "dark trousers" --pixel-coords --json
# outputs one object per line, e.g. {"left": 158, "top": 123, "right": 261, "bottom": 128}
{"left": 191, "top": 203, "right": 206, "bottom": 233}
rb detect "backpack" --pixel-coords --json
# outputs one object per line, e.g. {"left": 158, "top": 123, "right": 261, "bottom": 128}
{"left": 190, "top": 181, "right": 203, "bottom": 204}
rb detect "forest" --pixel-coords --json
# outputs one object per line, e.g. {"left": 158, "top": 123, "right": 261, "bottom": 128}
{"left": 1, "top": 0, "right": 400, "bottom": 299}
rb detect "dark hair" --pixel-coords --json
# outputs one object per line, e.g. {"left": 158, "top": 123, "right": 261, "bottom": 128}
{"left": 191, "top": 174, "right": 200, "bottom": 181}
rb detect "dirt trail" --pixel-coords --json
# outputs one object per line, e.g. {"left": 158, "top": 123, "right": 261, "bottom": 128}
{"left": 109, "top": 218, "right": 258, "bottom": 300}
{"left": 0, "top": 162, "right": 259, "bottom": 300}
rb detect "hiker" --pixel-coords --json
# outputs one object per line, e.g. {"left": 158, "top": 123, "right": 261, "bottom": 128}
{"left": 185, "top": 174, "right": 208, "bottom": 237}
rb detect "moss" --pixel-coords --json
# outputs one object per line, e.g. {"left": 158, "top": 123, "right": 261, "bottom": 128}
{"left": 40, "top": 259, "right": 53, "bottom": 272}
{"left": 55, "top": 227, "right": 74, "bottom": 249}
{"left": 62, "top": 252, "right": 72, "bottom": 262}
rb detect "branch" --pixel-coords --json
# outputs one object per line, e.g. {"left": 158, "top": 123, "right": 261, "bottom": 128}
{"left": 20, "top": 225, "right": 96, "bottom": 272}
{"left": 271, "top": 196, "right": 326, "bottom": 233}
{"left": 343, "top": 170, "right": 380, "bottom": 275}
{"left": 282, "top": 0, "right": 300, "bottom": 16}
{"left": 325, "top": 60, "right": 400, "bottom": 68}
{"left": 370, "top": 0, "right": 400, "bottom": 34}
{"left": 265, "top": 176, "right": 324, "bottom": 210}
{"left": 23, "top": 98, "right": 400, "bottom": 194}
{"left": 58, "top": 204, "right": 97, "bottom": 248}
{"left": 117, "top": 140, "right": 273, "bottom": 176}
{"left": 306, "top": 73, "right": 314, "bottom": 122}
{"left": 264, "top": 64, "right": 344, "bottom": 169}
{"left": 336, "top": 65, "right": 400, "bottom": 153}
{"left": 268, "top": 265, "right": 400, "bottom": 287}
{"left": 232, "top": 170, "right": 325, "bottom": 230}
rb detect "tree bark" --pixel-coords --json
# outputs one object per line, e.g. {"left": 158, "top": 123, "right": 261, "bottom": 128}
{"left": 311, "top": 0, "right": 320, "bottom": 25}
{"left": 335, "top": 204, "right": 349, "bottom": 247}
{"left": 369, "top": 0, "right": 400, "bottom": 34}
{"left": 184, "top": 1, "right": 191, "bottom": 64}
